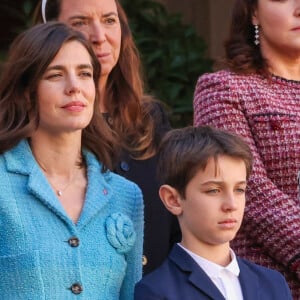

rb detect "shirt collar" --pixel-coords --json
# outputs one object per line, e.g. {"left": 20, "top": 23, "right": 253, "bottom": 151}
{"left": 178, "top": 243, "right": 240, "bottom": 278}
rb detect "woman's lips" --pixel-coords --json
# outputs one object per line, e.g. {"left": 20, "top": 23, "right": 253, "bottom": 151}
{"left": 97, "top": 52, "right": 110, "bottom": 58}
{"left": 62, "top": 101, "right": 85, "bottom": 112}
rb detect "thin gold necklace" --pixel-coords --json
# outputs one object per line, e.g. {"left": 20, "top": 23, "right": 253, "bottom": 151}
{"left": 35, "top": 158, "right": 81, "bottom": 197}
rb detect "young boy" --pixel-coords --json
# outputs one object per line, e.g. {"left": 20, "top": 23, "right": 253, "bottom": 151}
{"left": 134, "top": 126, "right": 292, "bottom": 300}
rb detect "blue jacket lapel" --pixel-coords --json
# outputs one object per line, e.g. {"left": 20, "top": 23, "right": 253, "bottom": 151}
{"left": 75, "top": 151, "right": 111, "bottom": 229}
{"left": 4, "top": 140, "right": 111, "bottom": 228}
{"left": 170, "top": 245, "right": 226, "bottom": 300}
{"left": 4, "top": 140, "right": 73, "bottom": 225}
{"left": 27, "top": 164, "right": 73, "bottom": 225}
{"left": 238, "top": 257, "right": 260, "bottom": 300}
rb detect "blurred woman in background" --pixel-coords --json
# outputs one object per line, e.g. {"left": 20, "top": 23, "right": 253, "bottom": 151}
{"left": 194, "top": 0, "right": 300, "bottom": 297}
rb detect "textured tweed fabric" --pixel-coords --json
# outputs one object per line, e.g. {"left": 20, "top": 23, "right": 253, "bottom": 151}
{"left": 0, "top": 140, "right": 143, "bottom": 300}
{"left": 194, "top": 70, "right": 300, "bottom": 299}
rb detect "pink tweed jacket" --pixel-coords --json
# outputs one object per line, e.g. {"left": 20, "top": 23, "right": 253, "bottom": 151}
{"left": 194, "top": 70, "right": 300, "bottom": 298}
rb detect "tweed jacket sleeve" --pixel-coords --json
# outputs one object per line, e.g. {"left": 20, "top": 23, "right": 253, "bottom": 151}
{"left": 193, "top": 70, "right": 300, "bottom": 280}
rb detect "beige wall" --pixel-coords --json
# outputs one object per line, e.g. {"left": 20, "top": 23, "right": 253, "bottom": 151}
{"left": 158, "top": 0, "right": 235, "bottom": 60}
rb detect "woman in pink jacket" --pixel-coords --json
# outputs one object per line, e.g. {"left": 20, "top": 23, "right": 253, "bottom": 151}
{"left": 193, "top": 0, "right": 300, "bottom": 298}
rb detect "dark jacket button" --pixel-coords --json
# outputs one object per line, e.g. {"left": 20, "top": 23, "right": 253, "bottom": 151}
{"left": 70, "top": 283, "right": 83, "bottom": 294}
{"left": 142, "top": 255, "right": 148, "bottom": 266}
{"left": 68, "top": 237, "right": 80, "bottom": 247}
{"left": 120, "top": 161, "right": 130, "bottom": 172}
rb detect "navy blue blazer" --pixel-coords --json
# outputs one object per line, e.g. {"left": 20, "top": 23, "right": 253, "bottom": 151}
{"left": 134, "top": 244, "right": 292, "bottom": 300}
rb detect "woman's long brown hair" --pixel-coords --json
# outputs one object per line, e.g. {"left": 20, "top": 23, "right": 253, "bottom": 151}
{"left": 0, "top": 22, "right": 117, "bottom": 170}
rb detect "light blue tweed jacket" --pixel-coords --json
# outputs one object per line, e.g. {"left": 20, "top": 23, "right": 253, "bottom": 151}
{"left": 0, "top": 140, "right": 144, "bottom": 300}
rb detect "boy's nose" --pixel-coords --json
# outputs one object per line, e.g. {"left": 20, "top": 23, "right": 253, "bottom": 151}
{"left": 222, "top": 193, "right": 238, "bottom": 211}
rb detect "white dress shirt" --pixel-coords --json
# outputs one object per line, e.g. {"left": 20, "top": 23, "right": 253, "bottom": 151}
{"left": 178, "top": 244, "right": 244, "bottom": 300}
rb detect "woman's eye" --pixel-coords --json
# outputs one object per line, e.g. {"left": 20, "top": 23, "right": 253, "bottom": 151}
{"left": 78, "top": 69, "right": 93, "bottom": 77}
{"left": 80, "top": 71, "right": 92, "bottom": 78}
{"left": 104, "top": 17, "right": 118, "bottom": 25}
{"left": 71, "top": 20, "right": 88, "bottom": 28}
{"left": 46, "top": 73, "right": 62, "bottom": 80}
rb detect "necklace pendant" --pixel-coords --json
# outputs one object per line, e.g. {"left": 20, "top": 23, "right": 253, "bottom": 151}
{"left": 57, "top": 190, "right": 63, "bottom": 197}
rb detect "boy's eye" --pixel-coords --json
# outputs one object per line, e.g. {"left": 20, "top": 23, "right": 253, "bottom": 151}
{"left": 235, "top": 188, "right": 246, "bottom": 194}
{"left": 206, "top": 189, "right": 220, "bottom": 194}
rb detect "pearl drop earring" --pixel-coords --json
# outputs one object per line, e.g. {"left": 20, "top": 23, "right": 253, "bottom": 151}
{"left": 254, "top": 24, "right": 260, "bottom": 46}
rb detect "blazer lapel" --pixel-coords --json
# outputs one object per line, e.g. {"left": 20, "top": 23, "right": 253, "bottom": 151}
{"left": 75, "top": 151, "right": 111, "bottom": 229}
{"left": 27, "top": 164, "right": 73, "bottom": 225}
{"left": 238, "top": 257, "right": 260, "bottom": 300}
{"left": 4, "top": 141, "right": 112, "bottom": 228}
{"left": 4, "top": 140, "right": 73, "bottom": 226}
{"left": 170, "top": 245, "right": 226, "bottom": 300}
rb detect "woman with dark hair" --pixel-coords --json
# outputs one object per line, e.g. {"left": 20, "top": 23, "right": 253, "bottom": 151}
{"left": 34, "top": 0, "right": 180, "bottom": 275}
{"left": 193, "top": 0, "right": 300, "bottom": 297}
{"left": 0, "top": 21, "right": 143, "bottom": 299}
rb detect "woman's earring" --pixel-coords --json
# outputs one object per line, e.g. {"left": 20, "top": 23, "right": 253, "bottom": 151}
{"left": 254, "top": 25, "right": 259, "bottom": 45}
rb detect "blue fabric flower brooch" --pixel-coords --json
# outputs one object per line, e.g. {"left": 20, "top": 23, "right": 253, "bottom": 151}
{"left": 105, "top": 213, "right": 136, "bottom": 254}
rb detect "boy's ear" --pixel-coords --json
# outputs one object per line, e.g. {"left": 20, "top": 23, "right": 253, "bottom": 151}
{"left": 159, "top": 185, "right": 183, "bottom": 216}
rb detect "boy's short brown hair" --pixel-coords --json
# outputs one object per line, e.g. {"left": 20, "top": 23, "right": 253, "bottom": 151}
{"left": 157, "top": 126, "right": 253, "bottom": 197}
